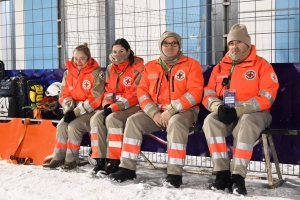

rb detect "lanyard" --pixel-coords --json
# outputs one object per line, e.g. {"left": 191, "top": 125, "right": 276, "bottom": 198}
{"left": 228, "top": 62, "right": 236, "bottom": 88}
{"left": 113, "top": 63, "right": 130, "bottom": 92}
{"left": 159, "top": 58, "right": 177, "bottom": 77}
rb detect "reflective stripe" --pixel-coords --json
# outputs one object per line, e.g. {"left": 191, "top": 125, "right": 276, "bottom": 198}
{"left": 207, "top": 137, "right": 226, "bottom": 145}
{"left": 109, "top": 141, "right": 122, "bottom": 148}
{"left": 57, "top": 137, "right": 67, "bottom": 144}
{"left": 139, "top": 94, "right": 151, "bottom": 103}
{"left": 54, "top": 148, "right": 66, "bottom": 153}
{"left": 83, "top": 100, "right": 94, "bottom": 113}
{"left": 118, "top": 97, "right": 130, "bottom": 109}
{"left": 171, "top": 99, "right": 183, "bottom": 111}
{"left": 108, "top": 128, "right": 123, "bottom": 134}
{"left": 259, "top": 90, "right": 274, "bottom": 105}
{"left": 183, "top": 92, "right": 196, "bottom": 106}
{"left": 62, "top": 97, "right": 73, "bottom": 106}
{"left": 204, "top": 90, "right": 216, "bottom": 97}
{"left": 121, "top": 151, "right": 139, "bottom": 160}
{"left": 168, "top": 158, "right": 185, "bottom": 165}
{"left": 66, "top": 149, "right": 79, "bottom": 155}
{"left": 211, "top": 152, "right": 228, "bottom": 159}
{"left": 235, "top": 142, "right": 253, "bottom": 151}
{"left": 232, "top": 158, "right": 250, "bottom": 167}
{"left": 248, "top": 98, "right": 260, "bottom": 111}
{"left": 69, "top": 139, "right": 81, "bottom": 145}
{"left": 123, "top": 137, "right": 142, "bottom": 146}
{"left": 104, "top": 93, "right": 114, "bottom": 99}
{"left": 90, "top": 127, "right": 97, "bottom": 133}
{"left": 91, "top": 140, "right": 98, "bottom": 146}
{"left": 207, "top": 97, "right": 221, "bottom": 108}
{"left": 144, "top": 102, "right": 157, "bottom": 113}
{"left": 236, "top": 101, "right": 244, "bottom": 106}
{"left": 167, "top": 142, "right": 186, "bottom": 150}
{"left": 77, "top": 102, "right": 87, "bottom": 115}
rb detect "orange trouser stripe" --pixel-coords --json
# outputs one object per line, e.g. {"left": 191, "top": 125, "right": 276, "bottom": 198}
{"left": 108, "top": 133, "right": 123, "bottom": 141}
{"left": 122, "top": 143, "right": 140, "bottom": 154}
{"left": 90, "top": 132, "right": 98, "bottom": 140}
{"left": 91, "top": 146, "right": 98, "bottom": 158}
{"left": 55, "top": 141, "right": 67, "bottom": 149}
{"left": 167, "top": 148, "right": 186, "bottom": 159}
{"left": 108, "top": 147, "right": 122, "bottom": 159}
{"left": 67, "top": 142, "right": 81, "bottom": 150}
{"left": 232, "top": 148, "right": 253, "bottom": 160}
{"left": 208, "top": 143, "right": 227, "bottom": 153}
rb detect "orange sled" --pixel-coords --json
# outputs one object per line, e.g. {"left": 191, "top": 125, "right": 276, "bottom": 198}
{"left": 0, "top": 118, "right": 56, "bottom": 165}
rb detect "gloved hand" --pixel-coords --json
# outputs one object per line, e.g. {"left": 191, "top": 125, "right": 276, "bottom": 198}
{"left": 103, "top": 104, "right": 110, "bottom": 111}
{"left": 64, "top": 110, "right": 76, "bottom": 123}
{"left": 102, "top": 106, "right": 112, "bottom": 126}
{"left": 218, "top": 104, "right": 238, "bottom": 125}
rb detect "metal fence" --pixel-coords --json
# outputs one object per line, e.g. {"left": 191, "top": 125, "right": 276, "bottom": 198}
{"left": 1, "top": 0, "right": 299, "bottom": 69}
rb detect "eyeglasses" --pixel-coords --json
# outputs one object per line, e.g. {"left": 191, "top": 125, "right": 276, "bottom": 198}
{"left": 162, "top": 41, "right": 179, "bottom": 47}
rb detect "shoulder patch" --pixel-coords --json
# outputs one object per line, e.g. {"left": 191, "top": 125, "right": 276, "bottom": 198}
{"left": 271, "top": 72, "right": 278, "bottom": 83}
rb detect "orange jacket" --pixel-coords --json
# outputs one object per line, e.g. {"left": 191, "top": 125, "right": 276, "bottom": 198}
{"left": 102, "top": 56, "right": 144, "bottom": 112}
{"left": 59, "top": 57, "right": 105, "bottom": 116}
{"left": 202, "top": 45, "right": 279, "bottom": 113}
{"left": 138, "top": 55, "right": 204, "bottom": 118}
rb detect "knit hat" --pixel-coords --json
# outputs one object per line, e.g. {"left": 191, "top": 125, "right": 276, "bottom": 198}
{"left": 159, "top": 31, "right": 182, "bottom": 51}
{"left": 227, "top": 24, "right": 251, "bottom": 47}
{"left": 158, "top": 31, "right": 183, "bottom": 63}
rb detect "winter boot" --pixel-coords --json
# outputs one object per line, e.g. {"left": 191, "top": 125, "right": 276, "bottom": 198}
{"left": 60, "top": 161, "right": 78, "bottom": 170}
{"left": 109, "top": 167, "right": 136, "bottom": 182}
{"left": 43, "top": 159, "right": 63, "bottom": 169}
{"left": 231, "top": 174, "right": 247, "bottom": 195}
{"left": 92, "top": 158, "right": 106, "bottom": 174}
{"left": 103, "top": 159, "right": 120, "bottom": 175}
{"left": 163, "top": 174, "right": 183, "bottom": 188}
{"left": 209, "top": 170, "right": 231, "bottom": 190}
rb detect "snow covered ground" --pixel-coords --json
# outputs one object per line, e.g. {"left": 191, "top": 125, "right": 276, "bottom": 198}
{"left": 0, "top": 159, "right": 300, "bottom": 200}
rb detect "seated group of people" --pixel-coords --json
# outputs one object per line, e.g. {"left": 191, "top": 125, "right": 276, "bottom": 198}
{"left": 43, "top": 24, "right": 279, "bottom": 195}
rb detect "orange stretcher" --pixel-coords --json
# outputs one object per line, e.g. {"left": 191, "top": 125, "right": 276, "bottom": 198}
{"left": 0, "top": 117, "right": 56, "bottom": 165}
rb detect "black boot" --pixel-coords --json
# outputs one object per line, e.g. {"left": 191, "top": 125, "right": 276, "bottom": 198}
{"left": 43, "top": 159, "right": 63, "bottom": 169}
{"left": 93, "top": 158, "right": 106, "bottom": 174}
{"left": 231, "top": 174, "right": 247, "bottom": 195}
{"left": 103, "top": 159, "right": 120, "bottom": 175}
{"left": 110, "top": 167, "right": 136, "bottom": 182}
{"left": 163, "top": 174, "right": 183, "bottom": 188}
{"left": 209, "top": 170, "right": 231, "bottom": 190}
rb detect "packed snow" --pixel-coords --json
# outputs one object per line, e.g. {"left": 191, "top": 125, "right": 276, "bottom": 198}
{"left": 0, "top": 158, "right": 300, "bottom": 200}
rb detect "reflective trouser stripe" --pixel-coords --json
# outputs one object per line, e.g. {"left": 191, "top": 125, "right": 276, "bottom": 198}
{"left": 167, "top": 148, "right": 186, "bottom": 159}
{"left": 90, "top": 132, "right": 99, "bottom": 158}
{"left": 108, "top": 133, "right": 123, "bottom": 159}
{"left": 121, "top": 142, "right": 140, "bottom": 161}
{"left": 208, "top": 143, "right": 227, "bottom": 153}
{"left": 232, "top": 148, "right": 253, "bottom": 160}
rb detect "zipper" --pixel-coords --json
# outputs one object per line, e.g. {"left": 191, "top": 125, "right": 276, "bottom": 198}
{"left": 156, "top": 78, "right": 160, "bottom": 94}
{"left": 172, "top": 76, "right": 174, "bottom": 92}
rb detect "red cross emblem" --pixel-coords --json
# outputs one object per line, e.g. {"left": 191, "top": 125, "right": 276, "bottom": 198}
{"left": 175, "top": 70, "right": 185, "bottom": 81}
{"left": 82, "top": 80, "right": 91, "bottom": 89}
{"left": 123, "top": 76, "right": 132, "bottom": 86}
{"left": 245, "top": 70, "right": 256, "bottom": 80}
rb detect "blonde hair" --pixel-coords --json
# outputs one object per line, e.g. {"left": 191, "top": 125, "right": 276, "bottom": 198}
{"left": 73, "top": 43, "right": 91, "bottom": 60}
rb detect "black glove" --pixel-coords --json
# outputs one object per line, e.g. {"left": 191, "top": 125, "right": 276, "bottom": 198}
{"left": 218, "top": 104, "right": 238, "bottom": 125}
{"left": 102, "top": 106, "right": 112, "bottom": 126}
{"left": 64, "top": 110, "right": 76, "bottom": 123}
{"left": 103, "top": 104, "right": 110, "bottom": 111}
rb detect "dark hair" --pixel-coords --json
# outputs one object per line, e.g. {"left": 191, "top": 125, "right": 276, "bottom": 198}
{"left": 112, "top": 38, "right": 134, "bottom": 66}
{"left": 73, "top": 42, "right": 91, "bottom": 60}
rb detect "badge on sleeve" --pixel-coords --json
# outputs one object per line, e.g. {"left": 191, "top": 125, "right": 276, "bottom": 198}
{"left": 271, "top": 72, "right": 278, "bottom": 83}
{"left": 223, "top": 89, "right": 236, "bottom": 107}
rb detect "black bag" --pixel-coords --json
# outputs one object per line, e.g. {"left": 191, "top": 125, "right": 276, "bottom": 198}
{"left": 0, "top": 60, "right": 4, "bottom": 81}
{"left": 0, "top": 78, "right": 18, "bottom": 97}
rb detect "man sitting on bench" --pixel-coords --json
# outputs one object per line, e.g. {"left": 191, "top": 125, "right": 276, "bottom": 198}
{"left": 110, "top": 31, "right": 204, "bottom": 188}
{"left": 202, "top": 24, "right": 279, "bottom": 195}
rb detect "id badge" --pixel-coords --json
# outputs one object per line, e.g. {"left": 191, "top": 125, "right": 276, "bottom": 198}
{"left": 223, "top": 89, "right": 236, "bottom": 107}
